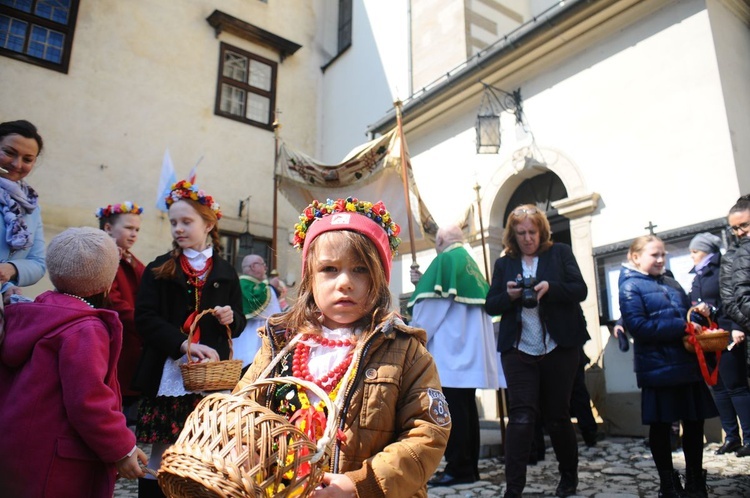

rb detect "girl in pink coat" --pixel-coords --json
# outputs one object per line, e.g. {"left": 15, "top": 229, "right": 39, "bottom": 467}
{"left": 0, "top": 227, "right": 147, "bottom": 497}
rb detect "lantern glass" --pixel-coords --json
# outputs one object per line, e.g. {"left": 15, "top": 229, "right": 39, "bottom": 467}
{"left": 239, "top": 232, "right": 254, "bottom": 252}
{"left": 476, "top": 114, "right": 501, "bottom": 154}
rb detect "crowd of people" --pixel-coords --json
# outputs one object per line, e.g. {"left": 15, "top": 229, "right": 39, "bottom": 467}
{"left": 0, "top": 118, "right": 749, "bottom": 498}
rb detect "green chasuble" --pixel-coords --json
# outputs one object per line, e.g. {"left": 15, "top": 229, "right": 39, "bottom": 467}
{"left": 239, "top": 275, "right": 271, "bottom": 318}
{"left": 407, "top": 243, "right": 489, "bottom": 310}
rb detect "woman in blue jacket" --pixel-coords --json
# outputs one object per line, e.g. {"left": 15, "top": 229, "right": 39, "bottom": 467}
{"left": 0, "top": 120, "right": 46, "bottom": 302}
{"left": 619, "top": 235, "right": 717, "bottom": 498}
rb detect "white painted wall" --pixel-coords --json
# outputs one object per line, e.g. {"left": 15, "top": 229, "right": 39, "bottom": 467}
{"left": 707, "top": 0, "right": 750, "bottom": 196}
{"left": 318, "top": 0, "right": 410, "bottom": 161}
{"left": 393, "top": 0, "right": 737, "bottom": 254}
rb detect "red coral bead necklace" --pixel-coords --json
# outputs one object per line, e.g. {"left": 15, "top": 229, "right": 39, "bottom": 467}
{"left": 292, "top": 333, "right": 354, "bottom": 393}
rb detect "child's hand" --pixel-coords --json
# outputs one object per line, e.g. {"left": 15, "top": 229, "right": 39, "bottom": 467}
{"left": 116, "top": 447, "right": 147, "bottom": 479}
{"left": 180, "top": 341, "right": 220, "bottom": 362}
{"left": 693, "top": 302, "right": 711, "bottom": 317}
{"left": 613, "top": 324, "right": 625, "bottom": 339}
{"left": 310, "top": 472, "right": 356, "bottom": 497}
{"left": 213, "top": 305, "right": 234, "bottom": 325}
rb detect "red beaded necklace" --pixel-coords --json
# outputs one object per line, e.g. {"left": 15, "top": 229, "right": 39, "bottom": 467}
{"left": 292, "top": 333, "right": 354, "bottom": 393}
{"left": 179, "top": 254, "right": 213, "bottom": 310}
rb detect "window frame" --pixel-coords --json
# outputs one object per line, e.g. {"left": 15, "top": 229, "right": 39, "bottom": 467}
{"left": 220, "top": 230, "right": 273, "bottom": 274}
{"left": 214, "top": 41, "right": 277, "bottom": 130}
{"left": 337, "top": 0, "right": 352, "bottom": 53}
{"left": 0, "top": 0, "right": 80, "bottom": 73}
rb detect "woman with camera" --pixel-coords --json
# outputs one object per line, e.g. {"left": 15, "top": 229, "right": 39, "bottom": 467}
{"left": 485, "top": 204, "right": 589, "bottom": 498}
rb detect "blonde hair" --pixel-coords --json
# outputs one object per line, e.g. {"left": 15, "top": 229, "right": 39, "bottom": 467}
{"left": 269, "top": 230, "right": 394, "bottom": 335}
{"left": 153, "top": 199, "right": 222, "bottom": 280}
{"left": 627, "top": 235, "right": 663, "bottom": 264}
{"left": 502, "top": 204, "right": 553, "bottom": 258}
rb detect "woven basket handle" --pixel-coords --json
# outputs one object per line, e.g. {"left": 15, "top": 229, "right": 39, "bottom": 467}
{"left": 235, "top": 376, "right": 339, "bottom": 463}
{"left": 685, "top": 305, "right": 717, "bottom": 330}
{"left": 184, "top": 308, "right": 234, "bottom": 364}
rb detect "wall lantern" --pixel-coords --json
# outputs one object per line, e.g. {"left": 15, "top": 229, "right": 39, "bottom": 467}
{"left": 238, "top": 195, "right": 254, "bottom": 252}
{"left": 475, "top": 82, "right": 524, "bottom": 154}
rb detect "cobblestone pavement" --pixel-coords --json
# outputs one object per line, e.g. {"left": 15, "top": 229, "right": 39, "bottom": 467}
{"left": 114, "top": 437, "right": 750, "bottom": 497}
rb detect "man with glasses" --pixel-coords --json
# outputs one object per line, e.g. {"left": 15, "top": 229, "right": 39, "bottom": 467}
{"left": 719, "top": 195, "right": 750, "bottom": 456}
{"left": 233, "top": 254, "right": 282, "bottom": 368}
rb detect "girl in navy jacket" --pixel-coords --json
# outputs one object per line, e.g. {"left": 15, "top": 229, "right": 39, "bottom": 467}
{"left": 619, "top": 235, "right": 717, "bottom": 498}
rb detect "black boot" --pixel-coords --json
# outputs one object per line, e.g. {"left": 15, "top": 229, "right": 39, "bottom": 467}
{"left": 658, "top": 470, "right": 686, "bottom": 498}
{"left": 138, "top": 477, "right": 166, "bottom": 498}
{"left": 555, "top": 471, "right": 578, "bottom": 497}
{"left": 684, "top": 468, "right": 707, "bottom": 498}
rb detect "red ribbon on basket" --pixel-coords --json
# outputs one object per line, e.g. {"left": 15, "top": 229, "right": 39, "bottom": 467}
{"left": 684, "top": 320, "right": 721, "bottom": 386}
{"left": 183, "top": 311, "right": 201, "bottom": 344}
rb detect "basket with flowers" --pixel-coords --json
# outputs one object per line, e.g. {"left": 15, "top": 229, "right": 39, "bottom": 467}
{"left": 157, "top": 371, "right": 339, "bottom": 497}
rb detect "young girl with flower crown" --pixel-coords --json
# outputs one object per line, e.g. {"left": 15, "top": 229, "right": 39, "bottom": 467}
{"left": 132, "top": 181, "right": 246, "bottom": 497}
{"left": 233, "top": 197, "right": 450, "bottom": 498}
{"left": 97, "top": 201, "right": 145, "bottom": 423}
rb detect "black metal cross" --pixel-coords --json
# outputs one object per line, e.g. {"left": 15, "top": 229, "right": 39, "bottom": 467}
{"left": 644, "top": 221, "right": 658, "bottom": 235}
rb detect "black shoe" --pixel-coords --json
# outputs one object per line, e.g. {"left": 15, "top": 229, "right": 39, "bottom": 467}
{"left": 555, "top": 471, "right": 578, "bottom": 497}
{"left": 427, "top": 471, "right": 476, "bottom": 487}
{"left": 684, "top": 468, "right": 707, "bottom": 498}
{"left": 658, "top": 469, "right": 686, "bottom": 498}
{"left": 736, "top": 443, "right": 750, "bottom": 457}
{"left": 503, "top": 491, "right": 523, "bottom": 498}
{"left": 582, "top": 430, "right": 604, "bottom": 447}
{"left": 714, "top": 439, "right": 741, "bottom": 455}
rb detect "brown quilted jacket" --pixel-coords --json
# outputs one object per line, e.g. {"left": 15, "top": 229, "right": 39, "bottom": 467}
{"left": 233, "top": 317, "right": 451, "bottom": 498}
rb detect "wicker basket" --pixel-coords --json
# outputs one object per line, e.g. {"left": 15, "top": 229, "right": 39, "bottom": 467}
{"left": 158, "top": 376, "right": 337, "bottom": 498}
{"left": 683, "top": 306, "right": 729, "bottom": 353}
{"left": 683, "top": 331, "right": 730, "bottom": 353}
{"left": 180, "top": 309, "right": 243, "bottom": 392}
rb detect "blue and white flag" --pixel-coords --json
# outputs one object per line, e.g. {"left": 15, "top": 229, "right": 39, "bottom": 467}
{"left": 156, "top": 148, "right": 177, "bottom": 212}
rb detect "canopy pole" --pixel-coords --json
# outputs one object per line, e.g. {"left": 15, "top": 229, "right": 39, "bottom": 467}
{"left": 394, "top": 100, "right": 419, "bottom": 276}
{"left": 272, "top": 113, "right": 281, "bottom": 269}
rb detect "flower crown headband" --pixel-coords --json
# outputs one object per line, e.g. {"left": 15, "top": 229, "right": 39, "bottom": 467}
{"left": 293, "top": 197, "right": 401, "bottom": 253}
{"left": 95, "top": 201, "right": 143, "bottom": 219}
{"left": 165, "top": 180, "right": 222, "bottom": 219}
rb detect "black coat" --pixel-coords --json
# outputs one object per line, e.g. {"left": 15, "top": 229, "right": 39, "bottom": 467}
{"left": 485, "top": 243, "right": 589, "bottom": 353}
{"left": 733, "top": 238, "right": 750, "bottom": 329}
{"left": 132, "top": 252, "right": 246, "bottom": 397}
{"left": 720, "top": 237, "right": 750, "bottom": 332}
{"left": 689, "top": 252, "right": 730, "bottom": 331}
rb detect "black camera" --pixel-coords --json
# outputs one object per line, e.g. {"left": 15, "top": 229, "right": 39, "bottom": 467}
{"left": 515, "top": 275, "right": 538, "bottom": 309}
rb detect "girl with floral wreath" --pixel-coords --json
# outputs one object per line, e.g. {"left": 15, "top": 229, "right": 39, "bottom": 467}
{"left": 97, "top": 201, "right": 146, "bottom": 424}
{"left": 132, "top": 181, "right": 245, "bottom": 497}
{"left": 233, "top": 197, "right": 450, "bottom": 498}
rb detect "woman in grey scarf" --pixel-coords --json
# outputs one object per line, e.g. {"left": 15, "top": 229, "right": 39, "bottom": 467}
{"left": 0, "top": 120, "right": 45, "bottom": 303}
